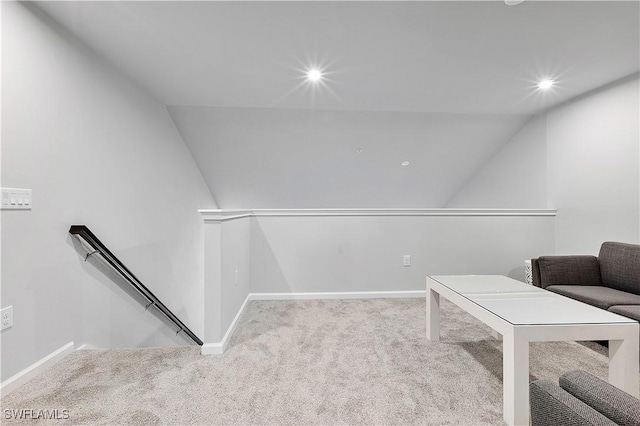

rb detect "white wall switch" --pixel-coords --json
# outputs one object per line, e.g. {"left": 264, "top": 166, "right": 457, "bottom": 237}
{"left": 1, "top": 306, "right": 13, "bottom": 331}
{"left": 1, "top": 188, "right": 31, "bottom": 210}
{"left": 403, "top": 255, "right": 411, "bottom": 267}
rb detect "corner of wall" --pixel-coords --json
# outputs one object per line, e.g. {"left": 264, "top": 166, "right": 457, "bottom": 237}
{"left": 201, "top": 214, "right": 252, "bottom": 351}
{"left": 167, "top": 108, "right": 220, "bottom": 209}
{"left": 445, "top": 114, "right": 546, "bottom": 208}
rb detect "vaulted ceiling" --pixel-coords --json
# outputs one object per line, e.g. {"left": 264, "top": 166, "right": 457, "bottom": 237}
{"left": 34, "top": 1, "right": 640, "bottom": 208}
{"left": 36, "top": 0, "right": 639, "bottom": 114}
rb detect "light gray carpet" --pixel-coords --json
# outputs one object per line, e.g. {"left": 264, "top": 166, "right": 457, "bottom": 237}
{"left": 1, "top": 298, "right": 615, "bottom": 425}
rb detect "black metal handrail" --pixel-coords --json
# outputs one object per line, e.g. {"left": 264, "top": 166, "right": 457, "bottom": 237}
{"left": 69, "top": 225, "right": 203, "bottom": 346}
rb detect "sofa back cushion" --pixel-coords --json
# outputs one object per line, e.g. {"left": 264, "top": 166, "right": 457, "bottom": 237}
{"left": 599, "top": 241, "right": 640, "bottom": 295}
{"left": 537, "top": 256, "right": 601, "bottom": 288}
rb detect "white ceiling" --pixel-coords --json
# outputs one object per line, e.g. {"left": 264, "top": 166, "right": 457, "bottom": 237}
{"left": 36, "top": 0, "right": 639, "bottom": 115}
{"left": 30, "top": 1, "right": 640, "bottom": 208}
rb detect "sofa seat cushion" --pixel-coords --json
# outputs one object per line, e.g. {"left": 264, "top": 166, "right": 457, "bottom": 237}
{"left": 608, "top": 305, "right": 640, "bottom": 321}
{"left": 546, "top": 285, "right": 640, "bottom": 310}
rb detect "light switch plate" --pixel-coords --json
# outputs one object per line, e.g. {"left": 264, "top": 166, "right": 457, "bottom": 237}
{"left": 1, "top": 188, "right": 31, "bottom": 210}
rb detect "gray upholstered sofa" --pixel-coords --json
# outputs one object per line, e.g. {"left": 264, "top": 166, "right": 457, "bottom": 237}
{"left": 530, "top": 370, "right": 640, "bottom": 426}
{"left": 531, "top": 242, "right": 640, "bottom": 322}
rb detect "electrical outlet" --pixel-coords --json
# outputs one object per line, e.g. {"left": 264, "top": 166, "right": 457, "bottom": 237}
{"left": 1, "top": 306, "right": 13, "bottom": 331}
{"left": 403, "top": 255, "right": 411, "bottom": 267}
{"left": 234, "top": 269, "right": 239, "bottom": 286}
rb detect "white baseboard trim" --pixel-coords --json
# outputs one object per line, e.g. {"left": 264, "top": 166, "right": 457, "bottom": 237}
{"left": 200, "top": 342, "right": 225, "bottom": 355}
{"left": 249, "top": 290, "right": 426, "bottom": 300}
{"left": 201, "top": 290, "right": 426, "bottom": 355}
{"left": 76, "top": 344, "right": 96, "bottom": 350}
{"left": 201, "top": 293, "right": 252, "bottom": 355}
{"left": 1, "top": 341, "right": 74, "bottom": 396}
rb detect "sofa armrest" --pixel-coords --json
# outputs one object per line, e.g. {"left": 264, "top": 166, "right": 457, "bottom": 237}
{"left": 560, "top": 370, "right": 640, "bottom": 426}
{"left": 530, "top": 379, "right": 617, "bottom": 426}
{"left": 598, "top": 241, "right": 640, "bottom": 294}
{"left": 537, "top": 255, "right": 602, "bottom": 289}
{"left": 531, "top": 258, "right": 542, "bottom": 287}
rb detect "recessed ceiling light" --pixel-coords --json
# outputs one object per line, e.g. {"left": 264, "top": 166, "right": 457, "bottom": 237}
{"left": 504, "top": 0, "right": 525, "bottom": 5}
{"left": 306, "top": 69, "right": 323, "bottom": 83}
{"left": 401, "top": 161, "right": 410, "bottom": 167}
{"left": 356, "top": 148, "right": 363, "bottom": 154}
{"left": 537, "top": 79, "right": 555, "bottom": 90}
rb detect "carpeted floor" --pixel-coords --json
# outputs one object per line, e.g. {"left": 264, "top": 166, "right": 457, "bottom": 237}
{"left": 1, "top": 298, "right": 615, "bottom": 425}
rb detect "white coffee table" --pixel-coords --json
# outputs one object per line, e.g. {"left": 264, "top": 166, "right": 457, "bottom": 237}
{"left": 426, "top": 275, "right": 639, "bottom": 426}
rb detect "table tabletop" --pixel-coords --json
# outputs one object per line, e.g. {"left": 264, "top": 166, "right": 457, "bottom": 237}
{"left": 429, "top": 275, "right": 636, "bottom": 326}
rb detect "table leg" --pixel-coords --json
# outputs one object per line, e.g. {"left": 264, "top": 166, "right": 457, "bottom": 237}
{"left": 503, "top": 329, "right": 530, "bottom": 426}
{"left": 426, "top": 280, "right": 440, "bottom": 341}
{"left": 609, "top": 328, "right": 639, "bottom": 398}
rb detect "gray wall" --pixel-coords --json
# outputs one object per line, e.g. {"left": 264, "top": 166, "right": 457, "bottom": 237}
{"left": 170, "top": 106, "right": 530, "bottom": 208}
{"left": 446, "top": 114, "right": 547, "bottom": 208}
{"left": 250, "top": 214, "right": 554, "bottom": 294}
{"left": 547, "top": 75, "right": 639, "bottom": 254}
{"left": 1, "top": 2, "right": 216, "bottom": 380}
{"left": 446, "top": 74, "right": 640, "bottom": 255}
{"left": 220, "top": 218, "right": 251, "bottom": 340}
